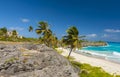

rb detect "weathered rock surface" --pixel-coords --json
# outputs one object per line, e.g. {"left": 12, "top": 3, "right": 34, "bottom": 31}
{"left": 81, "top": 42, "right": 107, "bottom": 47}
{"left": 0, "top": 44, "right": 79, "bottom": 77}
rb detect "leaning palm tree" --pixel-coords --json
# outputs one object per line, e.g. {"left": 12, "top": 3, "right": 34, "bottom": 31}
{"left": 62, "top": 26, "right": 81, "bottom": 58}
{"left": 29, "top": 26, "right": 33, "bottom": 32}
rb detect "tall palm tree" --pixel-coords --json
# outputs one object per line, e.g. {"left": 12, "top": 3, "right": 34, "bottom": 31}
{"left": 62, "top": 26, "right": 81, "bottom": 58}
{"left": 36, "top": 21, "right": 53, "bottom": 47}
{"left": 29, "top": 26, "right": 33, "bottom": 32}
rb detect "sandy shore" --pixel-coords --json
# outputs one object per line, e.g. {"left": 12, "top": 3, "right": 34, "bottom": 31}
{"left": 57, "top": 48, "right": 120, "bottom": 75}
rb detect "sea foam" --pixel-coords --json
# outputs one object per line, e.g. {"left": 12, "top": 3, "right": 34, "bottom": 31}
{"left": 78, "top": 50, "right": 107, "bottom": 57}
{"left": 113, "top": 52, "right": 120, "bottom": 56}
{"left": 78, "top": 42, "right": 120, "bottom": 63}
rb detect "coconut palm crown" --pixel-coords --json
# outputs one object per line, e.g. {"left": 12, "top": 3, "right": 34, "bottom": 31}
{"left": 35, "top": 21, "right": 53, "bottom": 46}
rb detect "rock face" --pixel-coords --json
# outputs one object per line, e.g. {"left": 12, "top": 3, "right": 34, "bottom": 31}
{"left": 81, "top": 42, "right": 107, "bottom": 47}
{"left": 0, "top": 44, "right": 79, "bottom": 77}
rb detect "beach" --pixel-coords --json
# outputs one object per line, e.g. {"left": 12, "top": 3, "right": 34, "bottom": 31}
{"left": 57, "top": 48, "right": 120, "bottom": 75}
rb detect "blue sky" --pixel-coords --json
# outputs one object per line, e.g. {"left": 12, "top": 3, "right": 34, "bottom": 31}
{"left": 0, "top": 0, "right": 120, "bottom": 42}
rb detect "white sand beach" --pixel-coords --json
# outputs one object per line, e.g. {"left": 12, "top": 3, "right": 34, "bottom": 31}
{"left": 57, "top": 48, "right": 120, "bottom": 75}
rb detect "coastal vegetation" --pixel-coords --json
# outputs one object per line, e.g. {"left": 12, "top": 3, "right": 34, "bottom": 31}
{"left": 0, "top": 23, "right": 106, "bottom": 47}
{"left": 71, "top": 61, "right": 120, "bottom": 77}
{"left": 0, "top": 27, "right": 38, "bottom": 42}
{"left": 29, "top": 21, "right": 58, "bottom": 48}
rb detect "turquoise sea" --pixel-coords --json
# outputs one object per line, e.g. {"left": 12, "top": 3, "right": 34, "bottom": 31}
{"left": 78, "top": 42, "right": 120, "bottom": 63}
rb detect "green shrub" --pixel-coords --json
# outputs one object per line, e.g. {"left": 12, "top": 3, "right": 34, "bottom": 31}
{"left": 116, "top": 75, "right": 120, "bottom": 77}
{"left": 70, "top": 61, "right": 120, "bottom": 77}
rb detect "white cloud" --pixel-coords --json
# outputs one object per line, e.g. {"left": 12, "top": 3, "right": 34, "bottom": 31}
{"left": 104, "top": 29, "right": 120, "bottom": 33}
{"left": 86, "top": 34, "right": 97, "bottom": 38}
{"left": 102, "top": 34, "right": 109, "bottom": 38}
{"left": 21, "top": 18, "right": 30, "bottom": 23}
{"left": 9, "top": 27, "right": 24, "bottom": 31}
{"left": 102, "top": 34, "right": 119, "bottom": 41}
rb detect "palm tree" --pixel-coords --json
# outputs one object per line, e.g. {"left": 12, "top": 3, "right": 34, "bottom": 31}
{"left": 0, "top": 27, "right": 8, "bottom": 40}
{"left": 62, "top": 26, "right": 81, "bottom": 58}
{"left": 36, "top": 21, "right": 53, "bottom": 47}
{"left": 49, "top": 34, "right": 58, "bottom": 48}
{"left": 11, "top": 30, "right": 18, "bottom": 41}
{"left": 28, "top": 21, "right": 58, "bottom": 47}
{"left": 0, "top": 27, "right": 7, "bottom": 36}
{"left": 29, "top": 26, "right": 33, "bottom": 32}
{"left": 36, "top": 21, "right": 50, "bottom": 34}
{"left": 12, "top": 30, "right": 17, "bottom": 38}
{"left": 1, "top": 27, "right": 7, "bottom": 36}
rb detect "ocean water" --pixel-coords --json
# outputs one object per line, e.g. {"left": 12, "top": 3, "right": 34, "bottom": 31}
{"left": 78, "top": 42, "right": 120, "bottom": 63}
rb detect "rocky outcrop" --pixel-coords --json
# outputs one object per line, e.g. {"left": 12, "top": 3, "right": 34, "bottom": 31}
{"left": 81, "top": 42, "right": 107, "bottom": 47}
{"left": 0, "top": 44, "right": 79, "bottom": 77}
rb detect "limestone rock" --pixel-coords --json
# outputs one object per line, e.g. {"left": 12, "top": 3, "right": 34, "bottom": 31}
{"left": 0, "top": 44, "right": 79, "bottom": 77}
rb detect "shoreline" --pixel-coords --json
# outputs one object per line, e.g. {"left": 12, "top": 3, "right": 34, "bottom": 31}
{"left": 75, "top": 50, "right": 120, "bottom": 64}
{"left": 57, "top": 47, "right": 120, "bottom": 75}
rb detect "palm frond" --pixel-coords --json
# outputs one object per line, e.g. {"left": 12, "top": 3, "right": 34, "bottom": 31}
{"left": 36, "top": 29, "right": 42, "bottom": 34}
{"left": 29, "top": 26, "right": 33, "bottom": 32}
{"left": 66, "top": 26, "right": 79, "bottom": 36}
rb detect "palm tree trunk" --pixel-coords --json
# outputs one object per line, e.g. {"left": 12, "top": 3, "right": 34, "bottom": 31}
{"left": 67, "top": 48, "right": 73, "bottom": 59}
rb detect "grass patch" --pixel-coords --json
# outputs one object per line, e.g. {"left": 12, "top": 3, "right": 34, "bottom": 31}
{"left": 70, "top": 61, "right": 120, "bottom": 77}
{"left": 20, "top": 48, "right": 28, "bottom": 52}
{"left": 54, "top": 48, "right": 63, "bottom": 54}
{"left": 5, "top": 57, "right": 19, "bottom": 63}
{"left": 64, "top": 56, "right": 75, "bottom": 61}
{"left": 22, "top": 54, "right": 32, "bottom": 56}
